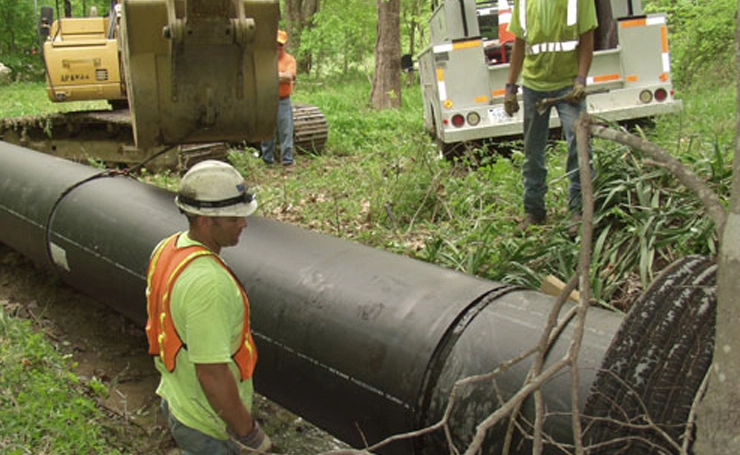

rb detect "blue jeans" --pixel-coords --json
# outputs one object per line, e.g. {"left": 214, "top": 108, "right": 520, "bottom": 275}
{"left": 261, "top": 96, "right": 294, "bottom": 165}
{"left": 161, "top": 401, "right": 241, "bottom": 455}
{"left": 521, "top": 85, "right": 592, "bottom": 220}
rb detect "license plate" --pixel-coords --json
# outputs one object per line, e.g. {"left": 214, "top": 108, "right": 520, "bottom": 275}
{"left": 488, "top": 106, "right": 515, "bottom": 123}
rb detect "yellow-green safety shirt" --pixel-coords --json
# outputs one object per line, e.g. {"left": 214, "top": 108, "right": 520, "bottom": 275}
{"left": 509, "top": 0, "right": 598, "bottom": 91}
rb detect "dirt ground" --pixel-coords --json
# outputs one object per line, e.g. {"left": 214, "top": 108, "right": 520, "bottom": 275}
{"left": 0, "top": 243, "right": 348, "bottom": 455}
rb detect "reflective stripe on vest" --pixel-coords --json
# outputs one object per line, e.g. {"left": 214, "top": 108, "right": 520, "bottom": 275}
{"left": 519, "top": 0, "right": 578, "bottom": 44}
{"left": 526, "top": 40, "right": 579, "bottom": 55}
{"left": 145, "top": 233, "right": 258, "bottom": 381}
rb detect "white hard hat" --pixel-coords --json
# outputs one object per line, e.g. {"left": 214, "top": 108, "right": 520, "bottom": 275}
{"left": 175, "top": 160, "right": 258, "bottom": 217}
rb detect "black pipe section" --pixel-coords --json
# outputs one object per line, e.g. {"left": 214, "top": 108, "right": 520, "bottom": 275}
{"left": 0, "top": 141, "right": 624, "bottom": 454}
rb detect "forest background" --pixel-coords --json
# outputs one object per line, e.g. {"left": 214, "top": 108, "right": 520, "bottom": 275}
{"left": 0, "top": 0, "right": 736, "bottom": 89}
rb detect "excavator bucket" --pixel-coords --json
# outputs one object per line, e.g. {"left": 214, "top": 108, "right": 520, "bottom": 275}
{"left": 119, "top": 0, "right": 279, "bottom": 149}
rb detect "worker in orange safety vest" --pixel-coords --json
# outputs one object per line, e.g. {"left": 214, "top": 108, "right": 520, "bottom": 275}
{"left": 261, "top": 29, "right": 297, "bottom": 167}
{"left": 146, "top": 160, "right": 271, "bottom": 454}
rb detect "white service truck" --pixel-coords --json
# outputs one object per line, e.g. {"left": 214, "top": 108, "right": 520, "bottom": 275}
{"left": 415, "top": 0, "right": 682, "bottom": 155}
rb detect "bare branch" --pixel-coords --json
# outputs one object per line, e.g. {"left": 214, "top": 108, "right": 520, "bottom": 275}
{"left": 529, "top": 274, "right": 579, "bottom": 454}
{"left": 462, "top": 357, "right": 571, "bottom": 455}
{"left": 566, "top": 112, "right": 601, "bottom": 455}
{"left": 503, "top": 302, "right": 579, "bottom": 454}
{"left": 353, "top": 346, "right": 540, "bottom": 455}
{"left": 582, "top": 369, "right": 686, "bottom": 453}
{"left": 318, "top": 451, "right": 375, "bottom": 455}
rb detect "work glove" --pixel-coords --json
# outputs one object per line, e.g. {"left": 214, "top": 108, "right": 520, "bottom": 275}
{"left": 235, "top": 421, "right": 272, "bottom": 454}
{"left": 504, "top": 83, "right": 519, "bottom": 117}
{"left": 564, "top": 76, "right": 587, "bottom": 104}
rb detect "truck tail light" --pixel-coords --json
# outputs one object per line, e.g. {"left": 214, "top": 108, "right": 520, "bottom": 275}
{"left": 451, "top": 114, "right": 465, "bottom": 128}
{"left": 639, "top": 90, "right": 653, "bottom": 104}
{"left": 466, "top": 112, "right": 481, "bottom": 126}
{"left": 654, "top": 88, "right": 668, "bottom": 102}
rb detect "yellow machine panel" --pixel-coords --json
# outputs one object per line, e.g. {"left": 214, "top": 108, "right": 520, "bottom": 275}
{"left": 43, "top": 16, "right": 126, "bottom": 103}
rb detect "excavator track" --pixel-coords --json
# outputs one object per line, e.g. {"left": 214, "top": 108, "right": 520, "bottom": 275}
{"left": 0, "top": 109, "right": 184, "bottom": 171}
{"left": 0, "top": 104, "right": 328, "bottom": 171}
{"left": 293, "top": 103, "right": 328, "bottom": 154}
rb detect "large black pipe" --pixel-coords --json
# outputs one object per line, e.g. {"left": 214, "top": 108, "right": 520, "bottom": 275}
{"left": 0, "top": 141, "right": 623, "bottom": 454}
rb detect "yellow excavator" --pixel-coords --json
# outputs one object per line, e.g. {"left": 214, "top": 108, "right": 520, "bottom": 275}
{"left": 0, "top": 0, "right": 327, "bottom": 169}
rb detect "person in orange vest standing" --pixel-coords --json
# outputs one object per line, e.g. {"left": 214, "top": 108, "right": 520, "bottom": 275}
{"left": 261, "top": 29, "right": 297, "bottom": 168}
{"left": 146, "top": 160, "right": 272, "bottom": 454}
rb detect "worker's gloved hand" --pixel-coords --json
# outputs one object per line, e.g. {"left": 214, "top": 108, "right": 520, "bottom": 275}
{"left": 235, "top": 421, "right": 272, "bottom": 454}
{"left": 564, "top": 76, "right": 587, "bottom": 104}
{"left": 504, "top": 83, "right": 519, "bottom": 117}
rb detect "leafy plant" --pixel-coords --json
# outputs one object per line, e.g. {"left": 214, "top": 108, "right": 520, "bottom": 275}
{"left": 0, "top": 308, "right": 129, "bottom": 454}
{"left": 644, "top": 0, "right": 738, "bottom": 88}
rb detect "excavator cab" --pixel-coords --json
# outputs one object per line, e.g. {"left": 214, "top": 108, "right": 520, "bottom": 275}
{"left": 39, "top": 1, "right": 127, "bottom": 104}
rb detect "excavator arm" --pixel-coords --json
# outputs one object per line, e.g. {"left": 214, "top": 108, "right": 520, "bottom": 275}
{"left": 120, "top": 0, "right": 279, "bottom": 148}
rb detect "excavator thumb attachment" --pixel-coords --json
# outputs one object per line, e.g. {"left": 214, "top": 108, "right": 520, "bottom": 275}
{"left": 120, "top": 0, "right": 279, "bottom": 149}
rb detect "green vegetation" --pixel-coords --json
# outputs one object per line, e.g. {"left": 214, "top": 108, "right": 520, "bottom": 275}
{"left": 644, "top": 0, "right": 738, "bottom": 88}
{"left": 0, "top": 0, "right": 736, "bottom": 451}
{"left": 222, "top": 74, "right": 731, "bottom": 311}
{"left": 0, "top": 307, "right": 134, "bottom": 454}
{"left": 0, "top": 82, "right": 107, "bottom": 115}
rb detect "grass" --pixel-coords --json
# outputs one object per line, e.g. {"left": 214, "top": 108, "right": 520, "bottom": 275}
{"left": 0, "top": 74, "right": 734, "bottom": 452}
{"left": 225, "top": 75, "right": 732, "bottom": 311}
{"left": 0, "top": 307, "right": 133, "bottom": 454}
{"left": 0, "top": 82, "right": 108, "bottom": 117}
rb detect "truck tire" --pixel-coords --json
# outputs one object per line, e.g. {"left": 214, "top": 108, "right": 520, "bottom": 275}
{"left": 582, "top": 255, "right": 716, "bottom": 454}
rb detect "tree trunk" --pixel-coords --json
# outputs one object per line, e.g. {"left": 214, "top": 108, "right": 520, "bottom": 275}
{"left": 694, "top": 2, "right": 740, "bottom": 453}
{"left": 370, "top": 0, "right": 401, "bottom": 109}
{"left": 283, "top": 0, "right": 321, "bottom": 74}
{"left": 403, "top": 0, "right": 425, "bottom": 57}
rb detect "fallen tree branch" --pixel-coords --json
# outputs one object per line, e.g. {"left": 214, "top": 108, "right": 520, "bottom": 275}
{"left": 526, "top": 274, "right": 579, "bottom": 454}
{"left": 463, "top": 357, "right": 571, "bottom": 455}
{"left": 504, "top": 301, "right": 579, "bottom": 454}
{"left": 566, "top": 113, "right": 601, "bottom": 455}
